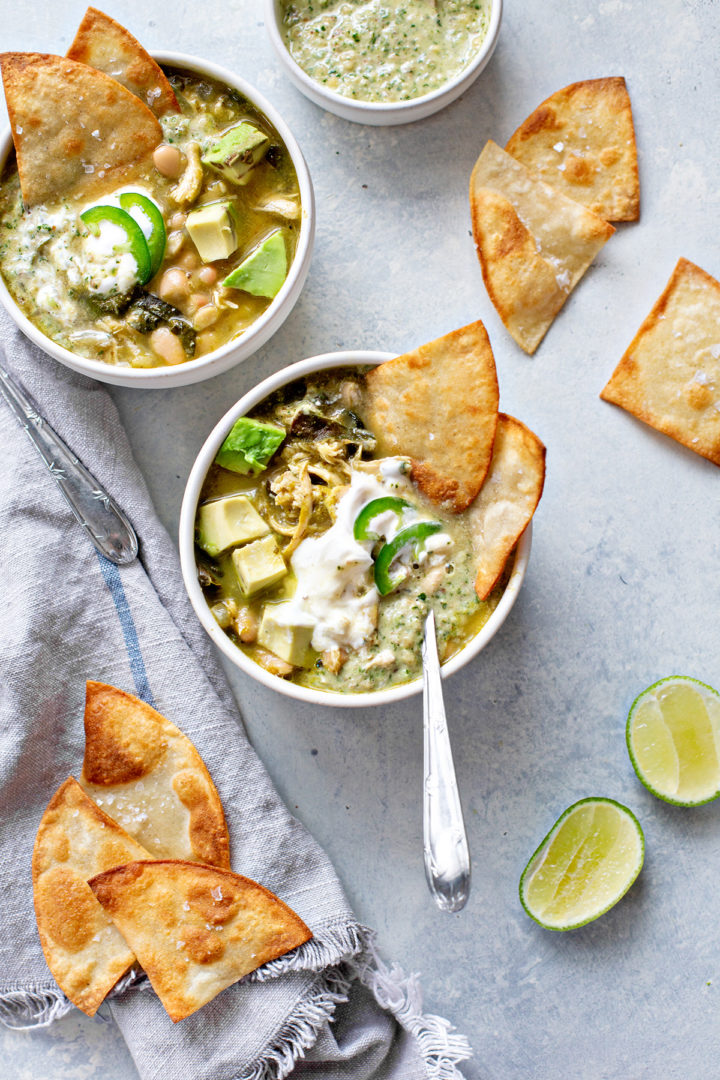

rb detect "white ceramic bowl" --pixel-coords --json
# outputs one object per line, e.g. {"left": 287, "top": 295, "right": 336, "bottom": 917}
{"left": 0, "top": 52, "right": 315, "bottom": 388}
{"left": 265, "top": 0, "right": 503, "bottom": 126}
{"left": 179, "top": 349, "right": 531, "bottom": 708}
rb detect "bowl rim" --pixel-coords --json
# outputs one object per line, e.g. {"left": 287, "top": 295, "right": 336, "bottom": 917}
{"left": 264, "top": 0, "right": 503, "bottom": 120}
{"left": 178, "top": 348, "right": 531, "bottom": 708}
{"left": 0, "top": 50, "right": 315, "bottom": 387}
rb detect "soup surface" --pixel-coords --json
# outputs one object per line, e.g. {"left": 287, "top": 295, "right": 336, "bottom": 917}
{"left": 194, "top": 368, "right": 505, "bottom": 694}
{"left": 280, "top": 0, "right": 492, "bottom": 104}
{"left": 0, "top": 69, "right": 301, "bottom": 368}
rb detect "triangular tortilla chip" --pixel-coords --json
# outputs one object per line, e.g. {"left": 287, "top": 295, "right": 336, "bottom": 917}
{"left": 81, "top": 682, "right": 230, "bottom": 868}
{"left": 89, "top": 861, "right": 312, "bottom": 1021}
{"left": 32, "top": 778, "right": 151, "bottom": 1016}
{"left": 1, "top": 52, "right": 162, "bottom": 207}
{"left": 506, "top": 77, "right": 639, "bottom": 222}
{"left": 67, "top": 7, "right": 179, "bottom": 117}
{"left": 363, "top": 322, "right": 499, "bottom": 512}
{"left": 470, "top": 140, "right": 614, "bottom": 353}
{"left": 600, "top": 258, "right": 720, "bottom": 466}
{"left": 470, "top": 188, "right": 568, "bottom": 355}
{"left": 468, "top": 414, "right": 545, "bottom": 600}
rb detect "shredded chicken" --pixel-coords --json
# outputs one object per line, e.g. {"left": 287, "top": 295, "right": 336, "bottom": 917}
{"left": 363, "top": 648, "right": 397, "bottom": 671}
{"left": 210, "top": 598, "right": 238, "bottom": 629}
{"left": 322, "top": 647, "right": 348, "bottom": 674}
{"left": 262, "top": 439, "right": 353, "bottom": 544}
{"left": 253, "top": 194, "right": 300, "bottom": 220}
{"left": 235, "top": 606, "right": 258, "bottom": 643}
{"left": 254, "top": 647, "right": 294, "bottom": 678}
{"left": 281, "top": 464, "right": 313, "bottom": 558}
{"left": 171, "top": 142, "right": 204, "bottom": 206}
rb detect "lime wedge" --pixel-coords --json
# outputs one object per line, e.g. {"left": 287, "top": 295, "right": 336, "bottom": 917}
{"left": 519, "top": 797, "right": 644, "bottom": 931}
{"left": 627, "top": 676, "right": 720, "bottom": 806}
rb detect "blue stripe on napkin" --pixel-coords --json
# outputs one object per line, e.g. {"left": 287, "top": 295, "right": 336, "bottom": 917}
{"left": 96, "top": 553, "right": 156, "bottom": 708}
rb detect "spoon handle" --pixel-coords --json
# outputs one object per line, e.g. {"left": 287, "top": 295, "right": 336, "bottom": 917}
{"left": 422, "top": 610, "right": 471, "bottom": 912}
{"left": 0, "top": 363, "right": 138, "bottom": 566}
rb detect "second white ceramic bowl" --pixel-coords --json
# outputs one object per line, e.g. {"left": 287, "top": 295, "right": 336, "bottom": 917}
{"left": 265, "top": 0, "right": 503, "bottom": 125}
{"left": 179, "top": 349, "right": 531, "bottom": 708}
{"left": 0, "top": 52, "right": 315, "bottom": 388}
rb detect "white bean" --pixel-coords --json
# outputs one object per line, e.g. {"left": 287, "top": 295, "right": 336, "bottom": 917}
{"left": 198, "top": 266, "right": 218, "bottom": 286}
{"left": 178, "top": 249, "right": 201, "bottom": 271}
{"left": 187, "top": 292, "right": 211, "bottom": 314}
{"left": 153, "top": 143, "right": 183, "bottom": 179}
{"left": 150, "top": 327, "right": 186, "bottom": 366}
{"left": 157, "top": 267, "right": 190, "bottom": 305}
{"left": 193, "top": 304, "right": 219, "bottom": 331}
{"left": 165, "top": 230, "right": 185, "bottom": 259}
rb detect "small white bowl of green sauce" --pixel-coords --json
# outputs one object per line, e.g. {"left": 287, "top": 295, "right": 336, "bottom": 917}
{"left": 265, "top": 0, "right": 502, "bottom": 125}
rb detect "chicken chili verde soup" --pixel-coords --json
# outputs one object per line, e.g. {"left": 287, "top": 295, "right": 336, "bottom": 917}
{"left": 194, "top": 368, "right": 508, "bottom": 694}
{"left": 0, "top": 68, "right": 301, "bottom": 368}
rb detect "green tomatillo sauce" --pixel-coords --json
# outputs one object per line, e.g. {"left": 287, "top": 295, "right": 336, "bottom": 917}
{"left": 280, "top": 0, "right": 492, "bottom": 104}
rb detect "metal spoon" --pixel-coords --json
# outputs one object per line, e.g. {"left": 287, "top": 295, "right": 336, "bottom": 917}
{"left": 422, "top": 609, "right": 471, "bottom": 912}
{"left": 0, "top": 362, "right": 138, "bottom": 565}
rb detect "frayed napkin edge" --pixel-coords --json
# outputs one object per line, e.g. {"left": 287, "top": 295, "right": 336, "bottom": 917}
{"left": 350, "top": 939, "right": 473, "bottom": 1080}
{"left": 0, "top": 987, "right": 75, "bottom": 1029}
{"left": 230, "top": 931, "right": 474, "bottom": 1080}
{"left": 0, "top": 925, "right": 473, "bottom": 1080}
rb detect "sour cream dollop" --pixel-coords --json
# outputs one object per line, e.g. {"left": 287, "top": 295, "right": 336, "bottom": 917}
{"left": 272, "top": 460, "right": 451, "bottom": 653}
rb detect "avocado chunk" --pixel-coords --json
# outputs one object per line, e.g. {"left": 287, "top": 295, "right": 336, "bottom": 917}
{"left": 231, "top": 535, "right": 287, "bottom": 597}
{"left": 258, "top": 604, "right": 313, "bottom": 667}
{"left": 215, "top": 417, "right": 285, "bottom": 476}
{"left": 222, "top": 231, "right": 288, "bottom": 298}
{"left": 186, "top": 202, "right": 239, "bottom": 263}
{"left": 202, "top": 123, "right": 270, "bottom": 186}
{"left": 196, "top": 495, "right": 270, "bottom": 557}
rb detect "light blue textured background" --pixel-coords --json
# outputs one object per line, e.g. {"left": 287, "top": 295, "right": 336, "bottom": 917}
{"left": 3, "top": 1, "right": 720, "bottom": 1077}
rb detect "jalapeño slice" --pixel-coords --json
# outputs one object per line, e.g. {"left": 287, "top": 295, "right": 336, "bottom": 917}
{"left": 353, "top": 496, "right": 412, "bottom": 541}
{"left": 119, "top": 192, "right": 167, "bottom": 278}
{"left": 374, "top": 521, "right": 443, "bottom": 596}
{"left": 80, "top": 205, "right": 152, "bottom": 285}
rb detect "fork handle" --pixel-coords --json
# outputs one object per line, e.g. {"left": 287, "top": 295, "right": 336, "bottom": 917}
{"left": 0, "top": 364, "right": 138, "bottom": 566}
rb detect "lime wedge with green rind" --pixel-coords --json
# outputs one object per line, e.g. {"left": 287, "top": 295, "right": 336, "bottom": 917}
{"left": 519, "top": 797, "right": 644, "bottom": 931}
{"left": 627, "top": 676, "right": 720, "bottom": 806}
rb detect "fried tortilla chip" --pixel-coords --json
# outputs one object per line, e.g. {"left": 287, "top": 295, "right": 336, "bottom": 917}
{"left": 0, "top": 52, "right": 162, "bottom": 207}
{"left": 363, "top": 322, "right": 499, "bottom": 512}
{"left": 506, "top": 77, "right": 639, "bottom": 222}
{"left": 32, "top": 778, "right": 151, "bottom": 1016}
{"left": 467, "top": 414, "right": 546, "bottom": 599}
{"left": 67, "top": 7, "right": 179, "bottom": 117}
{"left": 470, "top": 140, "right": 614, "bottom": 353}
{"left": 89, "top": 861, "right": 312, "bottom": 1021}
{"left": 600, "top": 258, "right": 720, "bottom": 466}
{"left": 81, "top": 682, "right": 230, "bottom": 868}
{"left": 471, "top": 188, "right": 568, "bottom": 355}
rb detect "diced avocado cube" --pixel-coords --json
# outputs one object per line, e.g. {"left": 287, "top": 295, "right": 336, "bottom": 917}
{"left": 195, "top": 495, "right": 270, "bottom": 557}
{"left": 258, "top": 604, "right": 313, "bottom": 667}
{"left": 215, "top": 416, "right": 285, "bottom": 476}
{"left": 186, "top": 202, "right": 239, "bottom": 263}
{"left": 232, "top": 535, "right": 287, "bottom": 596}
{"left": 222, "top": 230, "right": 287, "bottom": 299}
{"left": 202, "top": 123, "right": 270, "bottom": 186}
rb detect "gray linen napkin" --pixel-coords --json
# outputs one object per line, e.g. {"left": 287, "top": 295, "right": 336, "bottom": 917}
{"left": 0, "top": 309, "right": 471, "bottom": 1080}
